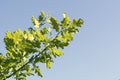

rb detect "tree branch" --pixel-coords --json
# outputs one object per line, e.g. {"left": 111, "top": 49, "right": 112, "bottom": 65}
{"left": 4, "top": 30, "right": 62, "bottom": 80}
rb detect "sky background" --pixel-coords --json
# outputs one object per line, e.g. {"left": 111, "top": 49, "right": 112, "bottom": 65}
{"left": 0, "top": 0, "right": 120, "bottom": 80}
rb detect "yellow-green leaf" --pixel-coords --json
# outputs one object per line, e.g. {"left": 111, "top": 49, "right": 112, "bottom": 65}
{"left": 46, "top": 60, "right": 53, "bottom": 69}
{"left": 32, "top": 16, "right": 40, "bottom": 28}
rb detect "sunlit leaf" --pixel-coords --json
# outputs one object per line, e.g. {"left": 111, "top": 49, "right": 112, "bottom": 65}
{"left": 61, "top": 13, "right": 71, "bottom": 27}
{"left": 46, "top": 60, "right": 53, "bottom": 69}
{"left": 32, "top": 16, "right": 40, "bottom": 28}
{"left": 1, "top": 11, "right": 83, "bottom": 80}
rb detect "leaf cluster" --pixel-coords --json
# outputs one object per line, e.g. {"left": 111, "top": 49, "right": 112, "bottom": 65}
{"left": 0, "top": 11, "right": 83, "bottom": 80}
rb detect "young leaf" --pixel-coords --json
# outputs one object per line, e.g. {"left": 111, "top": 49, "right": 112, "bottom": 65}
{"left": 46, "top": 60, "right": 53, "bottom": 69}
{"left": 61, "top": 13, "right": 71, "bottom": 27}
{"left": 32, "top": 16, "right": 40, "bottom": 29}
{"left": 51, "top": 48, "right": 64, "bottom": 57}
{"left": 27, "top": 33, "right": 34, "bottom": 41}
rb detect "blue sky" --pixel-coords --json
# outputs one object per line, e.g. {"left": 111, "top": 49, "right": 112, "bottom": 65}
{"left": 0, "top": 0, "right": 120, "bottom": 80}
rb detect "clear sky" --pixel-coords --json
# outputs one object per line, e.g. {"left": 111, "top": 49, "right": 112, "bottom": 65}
{"left": 0, "top": 0, "right": 120, "bottom": 80}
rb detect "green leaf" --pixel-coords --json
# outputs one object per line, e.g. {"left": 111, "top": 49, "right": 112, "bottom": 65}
{"left": 70, "top": 19, "right": 78, "bottom": 27}
{"left": 61, "top": 13, "right": 71, "bottom": 27}
{"left": 41, "top": 27, "right": 49, "bottom": 34}
{"left": 38, "top": 11, "right": 45, "bottom": 22}
{"left": 6, "top": 31, "right": 12, "bottom": 39}
{"left": 50, "top": 17, "right": 59, "bottom": 32}
{"left": 62, "top": 31, "right": 74, "bottom": 42}
{"left": 0, "top": 55, "right": 5, "bottom": 63}
{"left": 27, "top": 33, "right": 34, "bottom": 41}
{"left": 46, "top": 60, "right": 53, "bottom": 69}
{"left": 51, "top": 48, "right": 64, "bottom": 57}
{"left": 36, "top": 31, "right": 46, "bottom": 41}
{"left": 76, "top": 18, "right": 84, "bottom": 27}
{"left": 34, "top": 66, "right": 43, "bottom": 77}
{"left": 32, "top": 16, "right": 40, "bottom": 29}
{"left": 41, "top": 11, "right": 45, "bottom": 17}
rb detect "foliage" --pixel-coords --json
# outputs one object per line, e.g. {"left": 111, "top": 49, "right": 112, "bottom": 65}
{"left": 0, "top": 11, "right": 84, "bottom": 80}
